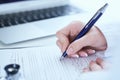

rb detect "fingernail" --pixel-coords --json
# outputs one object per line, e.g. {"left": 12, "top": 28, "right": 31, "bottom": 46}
{"left": 67, "top": 47, "right": 74, "bottom": 55}
{"left": 87, "top": 49, "right": 96, "bottom": 54}
{"left": 70, "top": 54, "right": 79, "bottom": 58}
{"left": 90, "top": 50, "right": 96, "bottom": 53}
{"left": 92, "top": 50, "right": 96, "bottom": 53}
{"left": 80, "top": 53, "right": 88, "bottom": 57}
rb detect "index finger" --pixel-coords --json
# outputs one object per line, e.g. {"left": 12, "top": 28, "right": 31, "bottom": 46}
{"left": 56, "top": 21, "right": 85, "bottom": 52}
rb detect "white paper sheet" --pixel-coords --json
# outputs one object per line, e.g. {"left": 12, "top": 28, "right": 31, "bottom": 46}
{"left": 0, "top": 45, "right": 104, "bottom": 80}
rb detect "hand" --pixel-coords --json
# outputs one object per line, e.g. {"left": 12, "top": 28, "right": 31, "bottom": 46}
{"left": 56, "top": 21, "right": 107, "bottom": 57}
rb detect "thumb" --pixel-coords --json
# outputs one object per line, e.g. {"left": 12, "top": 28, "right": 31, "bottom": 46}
{"left": 66, "top": 36, "right": 89, "bottom": 56}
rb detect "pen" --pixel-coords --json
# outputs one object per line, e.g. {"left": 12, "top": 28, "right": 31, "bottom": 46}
{"left": 60, "top": 3, "right": 108, "bottom": 60}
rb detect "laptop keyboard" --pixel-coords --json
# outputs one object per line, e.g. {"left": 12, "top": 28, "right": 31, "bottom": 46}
{"left": 0, "top": 5, "right": 80, "bottom": 28}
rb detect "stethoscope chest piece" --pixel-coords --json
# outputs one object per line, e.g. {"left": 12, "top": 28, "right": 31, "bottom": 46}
{"left": 4, "top": 64, "right": 20, "bottom": 75}
{"left": 4, "top": 64, "right": 20, "bottom": 80}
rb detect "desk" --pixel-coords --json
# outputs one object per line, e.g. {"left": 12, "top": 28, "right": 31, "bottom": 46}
{"left": 0, "top": 0, "right": 120, "bottom": 80}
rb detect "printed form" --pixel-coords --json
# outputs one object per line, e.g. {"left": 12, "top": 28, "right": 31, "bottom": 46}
{"left": 0, "top": 45, "right": 104, "bottom": 80}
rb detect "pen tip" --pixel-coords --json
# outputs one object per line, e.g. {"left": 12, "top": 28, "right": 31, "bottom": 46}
{"left": 104, "top": 3, "right": 109, "bottom": 7}
{"left": 60, "top": 56, "right": 64, "bottom": 61}
{"left": 99, "top": 3, "right": 108, "bottom": 13}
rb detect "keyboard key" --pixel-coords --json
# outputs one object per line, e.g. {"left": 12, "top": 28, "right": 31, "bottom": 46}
{"left": 0, "top": 5, "right": 81, "bottom": 28}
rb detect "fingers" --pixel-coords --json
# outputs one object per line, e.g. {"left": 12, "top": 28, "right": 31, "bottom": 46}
{"left": 56, "top": 33, "right": 69, "bottom": 52}
{"left": 56, "top": 30, "right": 96, "bottom": 58}
{"left": 65, "top": 26, "right": 96, "bottom": 56}
{"left": 85, "top": 48, "right": 96, "bottom": 55}
{"left": 67, "top": 47, "right": 96, "bottom": 58}
{"left": 68, "top": 48, "right": 96, "bottom": 58}
{"left": 64, "top": 26, "right": 107, "bottom": 57}
{"left": 78, "top": 48, "right": 96, "bottom": 57}
{"left": 56, "top": 21, "right": 85, "bottom": 53}
{"left": 66, "top": 36, "right": 88, "bottom": 56}
{"left": 78, "top": 51, "right": 88, "bottom": 57}
{"left": 70, "top": 54, "right": 79, "bottom": 58}
{"left": 56, "top": 21, "right": 107, "bottom": 57}
{"left": 66, "top": 34, "right": 94, "bottom": 56}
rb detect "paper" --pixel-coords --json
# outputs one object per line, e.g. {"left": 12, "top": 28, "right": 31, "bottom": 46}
{"left": 0, "top": 45, "right": 104, "bottom": 80}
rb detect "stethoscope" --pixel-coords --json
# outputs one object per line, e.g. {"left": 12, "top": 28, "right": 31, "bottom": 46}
{"left": 0, "top": 64, "right": 21, "bottom": 80}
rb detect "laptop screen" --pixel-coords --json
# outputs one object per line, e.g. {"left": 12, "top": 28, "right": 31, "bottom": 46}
{"left": 0, "top": 0, "right": 27, "bottom": 4}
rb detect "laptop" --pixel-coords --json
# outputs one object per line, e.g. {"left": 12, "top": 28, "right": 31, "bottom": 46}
{"left": 0, "top": 0, "right": 82, "bottom": 44}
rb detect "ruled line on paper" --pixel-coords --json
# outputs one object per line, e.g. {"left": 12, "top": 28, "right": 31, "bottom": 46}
{"left": 0, "top": 45, "right": 104, "bottom": 80}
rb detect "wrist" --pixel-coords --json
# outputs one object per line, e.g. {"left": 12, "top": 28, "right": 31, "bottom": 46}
{"left": 95, "top": 26, "right": 108, "bottom": 50}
